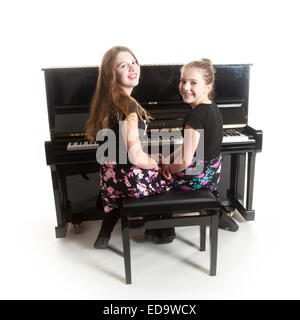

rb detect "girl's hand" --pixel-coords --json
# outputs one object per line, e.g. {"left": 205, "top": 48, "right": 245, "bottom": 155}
{"left": 162, "top": 164, "right": 173, "bottom": 180}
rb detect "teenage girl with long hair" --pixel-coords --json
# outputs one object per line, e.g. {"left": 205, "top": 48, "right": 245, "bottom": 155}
{"left": 86, "top": 46, "right": 173, "bottom": 248}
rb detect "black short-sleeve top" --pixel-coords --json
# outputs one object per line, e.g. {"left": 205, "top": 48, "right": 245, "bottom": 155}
{"left": 184, "top": 102, "right": 223, "bottom": 161}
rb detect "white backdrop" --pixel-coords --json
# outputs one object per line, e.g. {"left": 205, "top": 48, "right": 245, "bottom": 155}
{"left": 1, "top": 0, "right": 300, "bottom": 299}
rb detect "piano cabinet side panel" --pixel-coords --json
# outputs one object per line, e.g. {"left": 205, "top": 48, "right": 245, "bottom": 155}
{"left": 218, "top": 154, "right": 246, "bottom": 211}
{"left": 65, "top": 169, "right": 104, "bottom": 225}
{"left": 50, "top": 163, "right": 104, "bottom": 238}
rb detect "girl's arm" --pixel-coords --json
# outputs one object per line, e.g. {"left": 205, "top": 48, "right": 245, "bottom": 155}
{"left": 165, "top": 124, "right": 200, "bottom": 174}
{"left": 122, "top": 113, "right": 159, "bottom": 170}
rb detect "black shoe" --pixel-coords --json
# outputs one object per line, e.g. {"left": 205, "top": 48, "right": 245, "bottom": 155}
{"left": 145, "top": 229, "right": 161, "bottom": 243}
{"left": 94, "top": 210, "right": 119, "bottom": 249}
{"left": 145, "top": 228, "right": 176, "bottom": 244}
{"left": 159, "top": 228, "right": 176, "bottom": 243}
{"left": 94, "top": 236, "right": 110, "bottom": 249}
{"left": 218, "top": 213, "right": 239, "bottom": 232}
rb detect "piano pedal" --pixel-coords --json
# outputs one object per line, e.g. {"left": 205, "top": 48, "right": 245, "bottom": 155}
{"left": 220, "top": 205, "right": 236, "bottom": 217}
{"left": 226, "top": 210, "right": 235, "bottom": 217}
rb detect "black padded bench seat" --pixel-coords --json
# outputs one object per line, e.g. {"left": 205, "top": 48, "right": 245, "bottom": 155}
{"left": 120, "top": 189, "right": 221, "bottom": 284}
{"left": 121, "top": 189, "right": 220, "bottom": 216}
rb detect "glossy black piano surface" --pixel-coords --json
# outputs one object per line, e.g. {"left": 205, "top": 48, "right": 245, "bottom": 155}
{"left": 43, "top": 64, "right": 262, "bottom": 237}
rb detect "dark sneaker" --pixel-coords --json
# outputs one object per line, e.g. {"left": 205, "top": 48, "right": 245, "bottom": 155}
{"left": 145, "top": 228, "right": 175, "bottom": 244}
{"left": 93, "top": 210, "right": 119, "bottom": 249}
{"left": 159, "top": 228, "right": 176, "bottom": 243}
{"left": 218, "top": 213, "right": 239, "bottom": 232}
{"left": 145, "top": 229, "right": 161, "bottom": 243}
{"left": 94, "top": 236, "right": 110, "bottom": 249}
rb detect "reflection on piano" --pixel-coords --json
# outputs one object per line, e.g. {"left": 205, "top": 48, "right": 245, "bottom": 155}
{"left": 43, "top": 64, "right": 262, "bottom": 238}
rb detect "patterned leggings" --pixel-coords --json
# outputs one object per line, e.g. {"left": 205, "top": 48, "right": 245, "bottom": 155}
{"left": 173, "top": 155, "right": 222, "bottom": 191}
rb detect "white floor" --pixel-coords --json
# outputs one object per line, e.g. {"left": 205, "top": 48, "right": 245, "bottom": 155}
{"left": 1, "top": 183, "right": 300, "bottom": 300}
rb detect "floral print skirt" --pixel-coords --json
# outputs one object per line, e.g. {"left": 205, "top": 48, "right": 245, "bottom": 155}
{"left": 99, "top": 163, "right": 173, "bottom": 213}
{"left": 173, "top": 155, "right": 222, "bottom": 192}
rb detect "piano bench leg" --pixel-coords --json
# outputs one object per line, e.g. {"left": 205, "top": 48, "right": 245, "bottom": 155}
{"left": 200, "top": 225, "right": 206, "bottom": 251}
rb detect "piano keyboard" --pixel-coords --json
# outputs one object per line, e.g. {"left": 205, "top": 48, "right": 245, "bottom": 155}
{"left": 140, "top": 136, "right": 184, "bottom": 146}
{"left": 67, "top": 130, "right": 254, "bottom": 151}
{"left": 222, "top": 131, "right": 253, "bottom": 143}
{"left": 67, "top": 141, "right": 99, "bottom": 151}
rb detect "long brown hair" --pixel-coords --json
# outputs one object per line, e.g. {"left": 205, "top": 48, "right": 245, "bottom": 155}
{"left": 85, "top": 46, "right": 150, "bottom": 141}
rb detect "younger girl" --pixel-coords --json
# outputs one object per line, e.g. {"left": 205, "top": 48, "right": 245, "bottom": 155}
{"left": 162, "top": 59, "right": 238, "bottom": 231}
{"left": 86, "top": 46, "right": 172, "bottom": 248}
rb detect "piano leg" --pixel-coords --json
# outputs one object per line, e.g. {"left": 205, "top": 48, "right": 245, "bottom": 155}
{"left": 50, "top": 165, "right": 67, "bottom": 238}
{"left": 55, "top": 224, "right": 67, "bottom": 238}
{"left": 245, "top": 152, "right": 256, "bottom": 220}
{"left": 228, "top": 152, "right": 256, "bottom": 221}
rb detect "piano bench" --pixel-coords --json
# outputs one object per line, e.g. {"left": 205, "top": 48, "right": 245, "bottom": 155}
{"left": 120, "top": 189, "right": 221, "bottom": 284}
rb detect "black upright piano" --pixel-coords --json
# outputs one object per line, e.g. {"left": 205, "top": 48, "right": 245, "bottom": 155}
{"left": 43, "top": 64, "right": 263, "bottom": 238}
